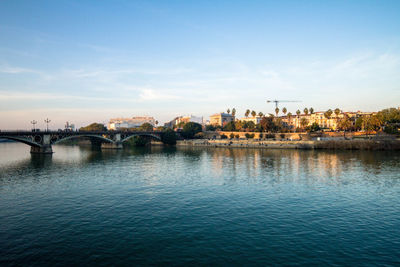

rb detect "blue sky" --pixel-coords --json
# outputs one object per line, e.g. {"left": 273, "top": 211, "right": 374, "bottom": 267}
{"left": 0, "top": 0, "right": 399, "bottom": 129}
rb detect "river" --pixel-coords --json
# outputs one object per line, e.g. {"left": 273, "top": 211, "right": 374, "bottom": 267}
{"left": 1, "top": 143, "right": 400, "bottom": 266}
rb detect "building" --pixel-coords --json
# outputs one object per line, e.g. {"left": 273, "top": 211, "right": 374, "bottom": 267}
{"left": 281, "top": 111, "right": 376, "bottom": 130}
{"left": 164, "top": 115, "right": 203, "bottom": 128}
{"left": 176, "top": 115, "right": 203, "bottom": 125}
{"left": 209, "top": 113, "right": 235, "bottom": 127}
{"left": 108, "top": 116, "right": 156, "bottom": 130}
{"left": 240, "top": 116, "right": 263, "bottom": 125}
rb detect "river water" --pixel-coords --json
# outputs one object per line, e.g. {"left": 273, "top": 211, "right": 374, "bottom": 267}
{"left": 1, "top": 143, "right": 400, "bottom": 266}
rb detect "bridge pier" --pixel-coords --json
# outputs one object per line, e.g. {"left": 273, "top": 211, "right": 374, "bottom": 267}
{"left": 30, "top": 145, "right": 53, "bottom": 154}
{"left": 101, "top": 142, "right": 123, "bottom": 149}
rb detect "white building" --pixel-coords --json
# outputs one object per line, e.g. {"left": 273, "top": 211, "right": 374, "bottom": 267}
{"left": 108, "top": 116, "right": 156, "bottom": 130}
{"left": 164, "top": 115, "right": 203, "bottom": 128}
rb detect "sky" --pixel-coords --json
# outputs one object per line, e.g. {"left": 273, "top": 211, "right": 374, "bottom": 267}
{"left": 0, "top": 0, "right": 400, "bottom": 129}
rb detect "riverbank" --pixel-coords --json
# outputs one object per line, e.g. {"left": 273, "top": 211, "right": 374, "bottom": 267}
{"left": 176, "top": 139, "right": 400, "bottom": 150}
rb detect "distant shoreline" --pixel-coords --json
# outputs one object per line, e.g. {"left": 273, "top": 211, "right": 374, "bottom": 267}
{"left": 175, "top": 139, "right": 400, "bottom": 151}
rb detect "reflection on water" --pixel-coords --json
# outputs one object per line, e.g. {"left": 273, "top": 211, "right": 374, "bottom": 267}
{"left": 1, "top": 143, "right": 400, "bottom": 188}
{"left": 1, "top": 143, "right": 400, "bottom": 266}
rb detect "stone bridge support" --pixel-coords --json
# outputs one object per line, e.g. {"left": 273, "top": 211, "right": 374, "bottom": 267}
{"left": 101, "top": 133, "right": 123, "bottom": 149}
{"left": 30, "top": 134, "right": 53, "bottom": 154}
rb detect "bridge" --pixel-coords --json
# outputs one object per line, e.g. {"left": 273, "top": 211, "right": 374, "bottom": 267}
{"left": 0, "top": 131, "right": 165, "bottom": 154}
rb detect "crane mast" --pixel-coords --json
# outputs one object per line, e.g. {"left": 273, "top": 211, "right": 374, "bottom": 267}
{"left": 267, "top": 100, "right": 301, "bottom": 109}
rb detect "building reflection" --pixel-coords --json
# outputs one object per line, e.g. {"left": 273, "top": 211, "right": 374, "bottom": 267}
{"left": 0, "top": 143, "right": 399, "bottom": 189}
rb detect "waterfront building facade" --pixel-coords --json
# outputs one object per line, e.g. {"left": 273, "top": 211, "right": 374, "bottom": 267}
{"left": 209, "top": 113, "right": 235, "bottom": 127}
{"left": 164, "top": 115, "right": 203, "bottom": 128}
{"left": 281, "top": 111, "right": 376, "bottom": 130}
{"left": 108, "top": 116, "right": 156, "bottom": 130}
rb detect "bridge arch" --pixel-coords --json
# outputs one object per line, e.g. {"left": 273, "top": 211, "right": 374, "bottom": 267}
{"left": 121, "top": 133, "right": 162, "bottom": 143}
{"left": 52, "top": 134, "right": 115, "bottom": 145}
{"left": 0, "top": 136, "right": 41, "bottom": 147}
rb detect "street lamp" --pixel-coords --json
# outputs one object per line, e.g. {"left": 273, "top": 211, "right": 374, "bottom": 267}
{"left": 44, "top": 118, "right": 51, "bottom": 132}
{"left": 30, "top": 120, "right": 37, "bottom": 132}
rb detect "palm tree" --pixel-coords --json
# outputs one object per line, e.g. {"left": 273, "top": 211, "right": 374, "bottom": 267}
{"left": 245, "top": 109, "right": 250, "bottom": 118}
{"left": 324, "top": 109, "right": 333, "bottom": 119}
{"left": 231, "top": 108, "right": 236, "bottom": 116}
{"left": 309, "top": 107, "right": 314, "bottom": 114}
{"left": 251, "top": 110, "right": 256, "bottom": 117}
{"left": 258, "top": 112, "right": 264, "bottom": 117}
{"left": 275, "top": 107, "right": 279, "bottom": 117}
{"left": 334, "top": 108, "right": 340, "bottom": 121}
{"left": 304, "top": 108, "right": 309, "bottom": 115}
{"left": 282, "top": 107, "right": 287, "bottom": 116}
{"left": 287, "top": 112, "right": 292, "bottom": 131}
{"left": 227, "top": 108, "right": 231, "bottom": 114}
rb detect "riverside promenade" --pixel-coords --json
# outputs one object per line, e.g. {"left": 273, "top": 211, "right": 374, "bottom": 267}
{"left": 176, "top": 139, "right": 400, "bottom": 150}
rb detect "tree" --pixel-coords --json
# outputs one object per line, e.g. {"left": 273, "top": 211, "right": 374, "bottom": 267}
{"left": 337, "top": 115, "right": 352, "bottom": 131}
{"left": 300, "top": 118, "right": 308, "bottom": 129}
{"left": 309, "top": 107, "right": 314, "bottom": 114}
{"left": 251, "top": 110, "right": 256, "bottom": 117}
{"left": 324, "top": 109, "right": 333, "bottom": 119}
{"left": 125, "top": 136, "right": 149, "bottom": 147}
{"left": 258, "top": 112, "right": 264, "bottom": 117}
{"left": 304, "top": 108, "right": 309, "bottom": 115}
{"left": 231, "top": 108, "right": 236, "bottom": 116}
{"left": 296, "top": 110, "right": 301, "bottom": 117}
{"left": 234, "top": 121, "right": 243, "bottom": 131}
{"left": 337, "top": 115, "right": 352, "bottom": 137}
{"left": 309, "top": 122, "right": 320, "bottom": 132}
{"left": 275, "top": 107, "right": 280, "bottom": 116}
{"left": 161, "top": 128, "right": 177, "bottom": 145}
{"left": 79, "top": 123, "right": 107, "bottom": 132}
{"left": 227, "top": 108, "right": 231, "bottom": 114}
{"left": 182, "top": 122, "right": 202, "bottom": 139}
{"left": 223, "top": 121, "right": 236, "bottom": 131}
{"left": 245, "top": 121, "right": 256, "bottom": 131}
{"left": 139, "top": 123, "right": 154, "bottom": 132}
{"left": 376, "top": 108, "right": 400, "bottom": 125}
{"left": 155, "top": 120, "right": 159, "bottom": 126}
{"left": 260, "top": 117, "right": 275, "bottom": 132}
{"left": 334, "top": 108, "right": 341, "bottom": 118}
{"left": 355, "top": 117, "right": 364, "bottom": 131}
{"left": 282, "top": 107, "right": 287, "bottom": 115}
{"left": 245, "top": 109, "right": 250, "bottom": 118}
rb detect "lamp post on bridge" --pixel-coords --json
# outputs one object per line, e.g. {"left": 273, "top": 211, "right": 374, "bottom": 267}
{"left": 44, "top": 118, "right": 51, "bottom": 132}
{"left": 30, "top": 120, "right": 37, "bottom": 132}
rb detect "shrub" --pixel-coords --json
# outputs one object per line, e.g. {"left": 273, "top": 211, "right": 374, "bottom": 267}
{"left": 229, "top": 133, "right": 235, "bottom": 139}
{"left": 280, "top": 133, "right": 285, "bottom": 139}
{"left": 383, "top": 125, "right": 399, "bottom": 134}
{"left": 235, "top": 134, "right": 240, "bottom": 139}
{"left": 205, "top": 125, "right": 216, "bottom": 131}
{"left": 220, "top": 134, "right": 228, "bottom": 139}
{"left": 194, "top": 132, "right": 205, "bottom": 139}
{"left": 266, "top": 133, "right": 275, "bottom": 139}
{"left": 245, "top": 133, "right": 255, "bottom": 139}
